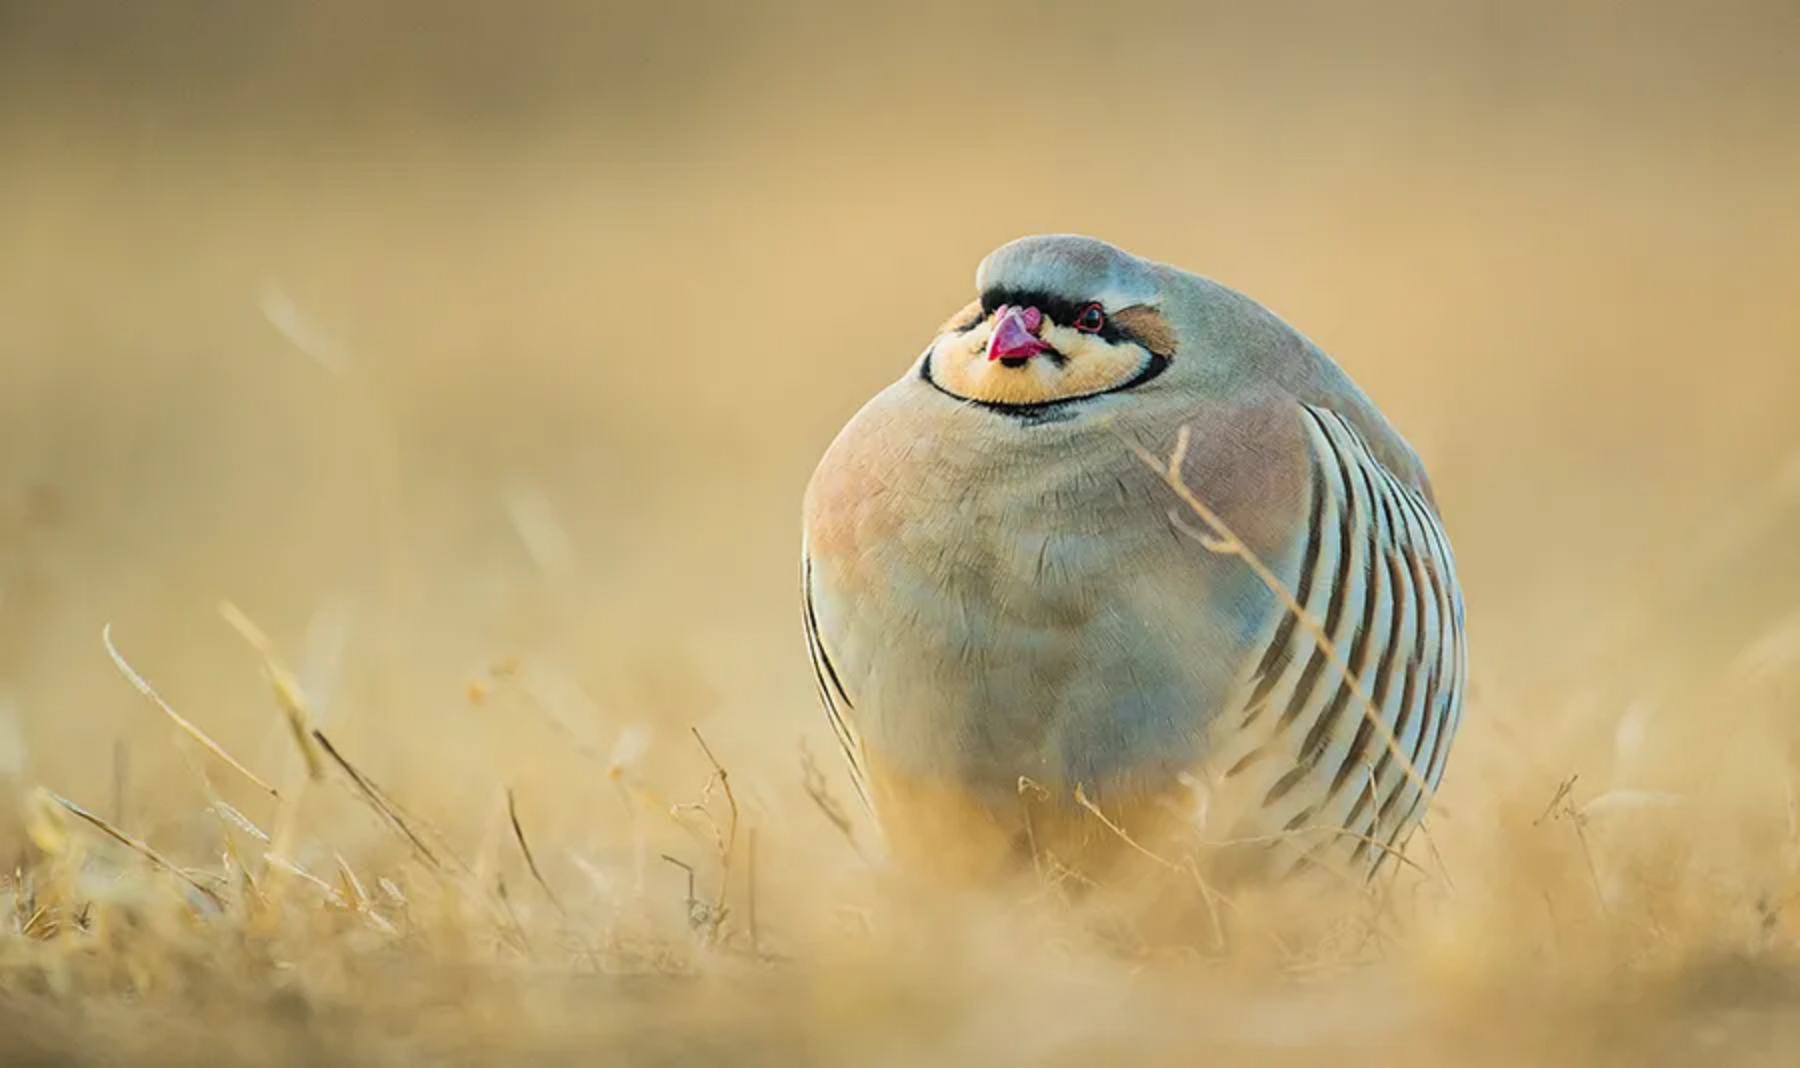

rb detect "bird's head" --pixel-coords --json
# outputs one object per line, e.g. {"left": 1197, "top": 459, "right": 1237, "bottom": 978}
{"left": 921, "top": 234, "right": 1179, "bottom": 416}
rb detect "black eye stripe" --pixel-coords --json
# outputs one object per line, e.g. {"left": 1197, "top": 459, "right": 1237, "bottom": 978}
{"left": 977, "top": 288, "right": 1140, "bottom": 346}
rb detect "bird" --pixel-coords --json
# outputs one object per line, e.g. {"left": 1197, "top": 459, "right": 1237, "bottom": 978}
{"left": 800, "top": 234, "right": 1466, "bottom": 893}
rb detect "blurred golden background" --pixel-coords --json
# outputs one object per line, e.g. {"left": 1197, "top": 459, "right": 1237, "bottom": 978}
{"left": 2, "top": 2, "right": 1800, "bottom": 1062}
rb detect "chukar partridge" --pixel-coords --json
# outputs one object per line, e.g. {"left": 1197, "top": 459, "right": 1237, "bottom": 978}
{"left": 801, "top": 234, "right": 1466, "bottom": 888}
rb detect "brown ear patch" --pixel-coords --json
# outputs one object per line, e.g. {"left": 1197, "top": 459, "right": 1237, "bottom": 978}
{"left": 1112, "top": 306, "right": 1177, "bottom": 359}
{"left": 940, "top": 299, "right": 985, "bottom": 334}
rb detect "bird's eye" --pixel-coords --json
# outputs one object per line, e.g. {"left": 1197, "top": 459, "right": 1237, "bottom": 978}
{"left": 1074, "top": 303, "right": 1106, "bottom": 333}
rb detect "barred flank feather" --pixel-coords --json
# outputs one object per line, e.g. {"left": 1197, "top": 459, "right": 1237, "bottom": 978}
{"left": 801, "top": 545, "right": 870, "bottom": 810}
{"left": 1224, "top": 404, "right": 1467, "bottom": 878}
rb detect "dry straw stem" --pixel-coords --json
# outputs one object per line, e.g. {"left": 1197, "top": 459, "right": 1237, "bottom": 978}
{"left": 799, "top": 738, "right": 864, "bottom": 860}
{"left": 212, "top": 800, "right": 271, "bottom": 845}
{"left": 1071, "top": 782, "right": 1229, "bottom": 951}
{"left": 469, "top": 659, "right": 668, "bottom": 900}
{"left": 670, "top": 727, "right": 739, "bottom": 937}
{"left": 506, "top": 787, "right": 566, "bottom": 917}
{"left": 309, "top": 728, "right": 531, "bottom": 953}
{"left": 262, "top": 852, "right": 349, "bottom": 909}
{"left": 660, "top": 853, "right": 707, "bottom": 932}
{"left": 1070, "top": 782, "right": 1185, "bottom": 878}
{"left": 107, "top": 614, "right": 357, "bottom": 927}
{"left": 214, "top": 599, "right": 333, "bottom": 918}
{"left": 218, "top": 601, "right": 324, "bottom": 782}
{"left": 336, "top": 855, "right": 400, "bottom": 935}
{"left": 335, "top": 853, "right": 370, "bottom": 907}
{"left": 105, "top": 622, "right": 293, "bottom": 897}
{"left": 1535, "top": 774, "right": 1612, "bottom": 917}
{"left": 215, "top": 603, "right": 475, "bottom": 884}
{"left": 103, "top": 622, "right": 281, "bottom": 798}
{"left": 1123, "top": 424, "right": 1438, "bottom": 839}
{"left": 309, "top": 729, "right": 447, "bottom": 874}
{"left": 37, "top": 787, "right": 225, "bottom": 910}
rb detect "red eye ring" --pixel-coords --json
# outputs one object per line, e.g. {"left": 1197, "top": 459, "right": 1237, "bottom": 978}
{"left": 1074, "top": 303, "right": 1106, "bottom": 333}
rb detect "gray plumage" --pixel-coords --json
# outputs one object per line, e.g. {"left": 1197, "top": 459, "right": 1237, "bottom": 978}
{"left": 802, "top": 234, "right": 1466, "bottom": 886}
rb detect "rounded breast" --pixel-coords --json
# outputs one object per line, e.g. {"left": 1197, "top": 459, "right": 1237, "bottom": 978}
{"left": 803, "top": 377, "right": 1317, "bottom": 803}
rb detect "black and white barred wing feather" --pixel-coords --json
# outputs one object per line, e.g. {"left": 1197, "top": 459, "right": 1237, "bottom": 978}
{"left": 1210, "top": 402, "right": 1468, "bottom": 877}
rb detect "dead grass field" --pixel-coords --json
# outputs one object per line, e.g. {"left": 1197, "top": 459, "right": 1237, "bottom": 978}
{"left": 3, "top": 2, "right": 1800, "bottom": 1064}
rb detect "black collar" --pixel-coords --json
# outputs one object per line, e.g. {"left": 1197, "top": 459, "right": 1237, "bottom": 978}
{"left": 918, "top": 350, "right": 1171, "bottom": 425}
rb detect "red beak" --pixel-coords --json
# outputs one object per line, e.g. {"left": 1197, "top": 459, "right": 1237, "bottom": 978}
{"left": 986, "top": 305, "right": 1051, "bottom": 362}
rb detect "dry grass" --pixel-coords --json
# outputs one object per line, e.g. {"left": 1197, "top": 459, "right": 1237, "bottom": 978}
{"left": 3, "top": 2, "right": 1800, "bottom": 1064}
{"left": 7, "top": 605, "right": 1800, "bottom": 1067}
